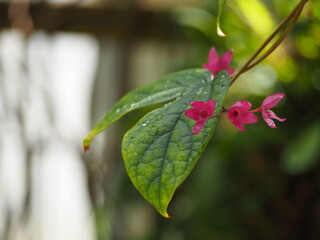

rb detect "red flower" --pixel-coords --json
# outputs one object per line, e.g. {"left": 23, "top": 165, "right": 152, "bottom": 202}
{"left": 258, "top": 93, "right": 286, "bottom": 128}
{"left": 185, "top": 99, "right": 216, "bottom": 135}
{"left": 227, "top": 101, "right": 259, "bottom": 131}
{"left": 202, "top": 47, "right": 235, "bottom": 77}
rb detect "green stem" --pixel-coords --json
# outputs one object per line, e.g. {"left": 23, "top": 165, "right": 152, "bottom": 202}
{"left": 230, "top": 0, "right": 308, "bottom": 85}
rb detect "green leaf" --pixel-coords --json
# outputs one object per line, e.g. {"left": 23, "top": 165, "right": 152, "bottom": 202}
{"left": 217, "top": 0, "right": 227, "bottom": 37}
{"left": 122, "top": 70, "right": 230, "bottom": 217}
{"left": 84, "top": 69, "right": 208, "bottom": 150}
{"left": 280, "top": 121, "right": 320, "bottom": 174}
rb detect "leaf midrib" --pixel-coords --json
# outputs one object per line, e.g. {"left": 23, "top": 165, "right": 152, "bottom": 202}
{"left": 156, "top": 82, "right": 212, "bottom": 211}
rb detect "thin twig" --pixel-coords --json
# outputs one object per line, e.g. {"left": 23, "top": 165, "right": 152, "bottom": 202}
{"left": 230, "top": 0, "right": 308, "bottom": 85}
{"left": 244, "top": 0, "right": 306, "bottom": 71}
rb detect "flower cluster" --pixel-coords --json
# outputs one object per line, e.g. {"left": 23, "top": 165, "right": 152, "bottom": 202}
{"left": 184, "top": 47, "right": 286, "bottom": 135}
{"left": 185, "top": 94, "right": 286, "bottom": 134}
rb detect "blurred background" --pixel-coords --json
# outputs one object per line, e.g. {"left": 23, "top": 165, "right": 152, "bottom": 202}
{"left": 0, "top": 0, "right": 320, "bottom": 239}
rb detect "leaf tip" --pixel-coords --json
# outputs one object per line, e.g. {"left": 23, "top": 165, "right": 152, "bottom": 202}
{"left": 217, "top": 25, "right": 227, "bottom": 37}
{"left": 163, "top": 212, "right": 171, "bottom": 219}
{"left": 83, "top": 145, "right": 90, "bottom": 152}
{"left": 83, "top": 138, "right": 92, "bottom": 153}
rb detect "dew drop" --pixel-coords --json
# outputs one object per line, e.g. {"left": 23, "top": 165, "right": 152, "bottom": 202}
{"left": 165, "top": 163, "right": 174, "bottom": 174}
{"left": 201, "top": 79, "right": 206, "bottom": 84}
{"left": 115, "top": 108, "right": 121, "bottom": 113}
{"left": 203, "top": 91, "right": 208, "bottom": 95}
{"left": 149, "top": 125, "right": 159, "bottom": 136}
{"left": 196, "top": 87, "right": 204, "bottom": 95}
{"left": 142, "top": 121, "right": 149, "bottom": 127}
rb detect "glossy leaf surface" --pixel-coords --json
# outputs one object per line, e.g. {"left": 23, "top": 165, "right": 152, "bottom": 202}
{"left": 122, "top": 70, "right": 230, "bottom": 217}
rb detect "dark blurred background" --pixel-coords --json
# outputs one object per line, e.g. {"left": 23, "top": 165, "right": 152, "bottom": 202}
{"left": 0, "top": 0, "right": 320, "bottom": 240}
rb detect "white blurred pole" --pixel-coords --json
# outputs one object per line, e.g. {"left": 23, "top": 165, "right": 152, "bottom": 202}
{"left": 0, "top": 30, "right": 98, "bottom": 240}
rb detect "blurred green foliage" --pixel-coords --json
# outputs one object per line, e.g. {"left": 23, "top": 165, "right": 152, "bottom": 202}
{"left": 95, "top": 0, "right": 320, "bottom": 239}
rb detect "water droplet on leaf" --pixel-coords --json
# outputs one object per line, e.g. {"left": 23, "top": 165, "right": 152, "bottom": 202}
{"left": 142, "top": 121, "right": 149, "bottom": 127}
{"left": 196, "top": 87, "right": 204, "bottom": 95}
{"left": 165, "top": 163, "right": 174, "bottom": 174}
{"left": 149, "top": 125, "right": 159, "bottom": 136}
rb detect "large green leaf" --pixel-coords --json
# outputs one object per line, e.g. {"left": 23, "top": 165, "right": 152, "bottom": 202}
{"left": 83, "top": 69, "right": 230, "bottom": 217}
{"left": 122, "top": 71, "right": 230, "bottom": 217}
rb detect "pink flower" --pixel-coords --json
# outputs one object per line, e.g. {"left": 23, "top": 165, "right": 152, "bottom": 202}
{"left": 258, "top": 93, "right": 287, "bottom": 128}
{"left": 202, "top": 47, "right": 235, "bottom": 77}
{"left": 227, "top": 101, "right": 259, "bottom": 131}
{"left": 185, "top": 99, "right": 216, "bottom": 135}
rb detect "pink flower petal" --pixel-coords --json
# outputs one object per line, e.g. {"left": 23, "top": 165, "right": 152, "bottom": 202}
{"left": 265, "top": 118, "right": 277, "bottom": 128}
{"left": 259, "top": 94, "right": 286, "bottom": 128}
{"left": 185, "top": 99, "right": 217, "bottom": 135}
{"left": 218, "top": 50, "right": 233, "bottom": 69}
{"left": 206, "top": 99, "right": 216, "bottom": 116}
{"left": 190, "top": 101, "right": 207, "bottom": 110}
{"left": 203, "top": 47, "right": 234, "bottom": 77}
{"left": 263, "top": 110, "right": 286, "bottom": 122}
{"left": 202, "top": 64, "right": 210, "bottom": 70}
{"left": 262, "top": 110, "right": 286, "bottom": 128}
{"left": 261, "top": 93, "right": 285, "bottom": 110}
{"left": 240, "top": 112, "right": 259, "bottom": 124}
{"left": 230, "top": 100, "right": 252, "bottom": 111}
{"left": 226, "top": 68, "right": 235, "bottom": 75}
{"left": 208, "top": 47, "right": 219, "bottom": 68}
{"left": 227, "top": 100, "right": 258, "bottom": 131}
{"left": 185, "top": 109, "right": 200, "bottom": 121}
{"left": 229, "top": 118, "right": 246, "bottom": 131}
{"left": 193, "top": 120, "right": 206, "bottom": 135}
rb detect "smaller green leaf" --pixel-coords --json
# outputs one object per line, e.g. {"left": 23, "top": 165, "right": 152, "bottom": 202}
{"left": 217, "top": 0, "right": 227, "bottom": 37}
{"left": 83, "top": 70, "right": 207, "bottom": 150}
{"left": 280, "top": 121, "right": 320, "bottom": 174}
